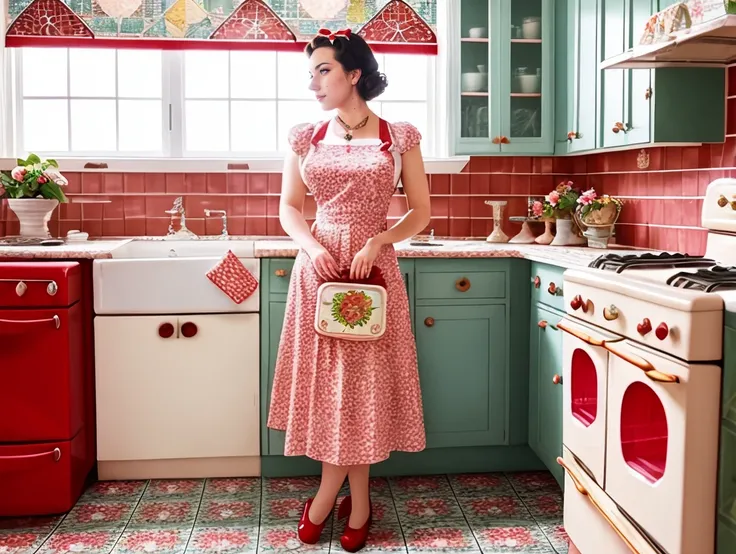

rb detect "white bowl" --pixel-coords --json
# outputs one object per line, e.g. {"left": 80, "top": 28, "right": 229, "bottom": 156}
{"left": 468, "top": 27, "right": 487, "bottom": 38}
{"left": 462, "top": 72, "right": 488, "bottom": 92}
{"left": 518, "top": 74, "right": 540, "bottom": 94}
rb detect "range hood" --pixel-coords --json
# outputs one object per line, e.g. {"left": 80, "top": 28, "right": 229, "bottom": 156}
{"left": 600, "top": 14, "right": 736, "bottom": 70}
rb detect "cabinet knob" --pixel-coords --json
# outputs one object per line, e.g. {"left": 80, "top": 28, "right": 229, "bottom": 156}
{"left": 158, "top": 322, "right": 175, "bottom": 339}
{"left": 500, "top": 136, "right": 510, "bottom": 144}
{"left": 645, "top": 86, "right": 652, "bottom": 100}
{"left": 636, "top": 318, "right": 652, "bottom": 336}
{"left": 274, "top": 269, "right": 287, "bottom": 277}
{"left": 455, "top": 277, "right": 471, "bottom": 292}
{"left": 538, "top": 320, "right": 547, "bottom": 328}
{"left": 603, "top": 305, "right": 619, "bottom": 321}
{"left": 552, "top": 374, "right": 562, "bottom": 385}
{"left": 424, "top": 317, "right": 435, "bottom": 327}
{"left": 548, "top": 282, "right": 562, "bottom": 296}
{"left": 532, "top": 276, "right": 541, "bottom": 289}
{"left": 492, "top": 136, "right": 501, "bottom": 145}
{"left": 655, "top": 322, "right": 669, "bottom": 340}
{"left": 181, "top": 321, "right": 198, "bottom": 338}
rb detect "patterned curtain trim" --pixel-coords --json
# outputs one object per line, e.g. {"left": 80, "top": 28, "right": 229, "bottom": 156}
{"left": 5, "top": 0, "right": 437, "bottom": 54}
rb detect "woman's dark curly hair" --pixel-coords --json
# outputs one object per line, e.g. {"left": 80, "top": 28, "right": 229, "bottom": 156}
{"left": 306, "top": 32, "right": 388, "bottom": 101}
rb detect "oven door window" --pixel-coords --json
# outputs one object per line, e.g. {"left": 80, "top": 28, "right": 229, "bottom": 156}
{"left": 620, "top": 381, "right": 668, "bottom": 483}
{"left": 571, "top": 348, "right": 598, "bottom": 426}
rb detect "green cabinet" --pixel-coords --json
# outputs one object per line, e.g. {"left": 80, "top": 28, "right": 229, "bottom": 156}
{"left": 717, "top": 324, "right": 736, "bottom": 554}
{"left": 454, "top": 0, "right": 555, "bottom": 155}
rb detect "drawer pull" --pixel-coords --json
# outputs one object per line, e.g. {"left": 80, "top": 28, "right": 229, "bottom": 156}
{"left": 547, "top": 282, "right": 562, "bottom": 296}
{"left": 455, "top": 277, "right": 471, "bottom": 292}
{"left": 0, "top": 448, "right": 62, "bottom": 473}
{"left": 0, "top": 315, "right": 60, "bottom": 333}
{"left": 532, "top": 276, "right": 541, "bottom": 288}
{"left": 158, "top": 322, "right": 175, "bottom": 339}
{"left": 424, "top": 317, "right": 435, "bottom": 327}
{"left": 274, "top": 269, "right": 288, "bottom": 277}
{"left": 538, "top": 320, "right": 558, "bottom": 331}
{"left": 181, "top": 322, "right": 198, "bottom": 338}
{"left": 552, "top": 374, "right": 562, "bottom": 385}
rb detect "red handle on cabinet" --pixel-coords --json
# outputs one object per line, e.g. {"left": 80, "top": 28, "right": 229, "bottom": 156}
{"left": 0, "top": 315, "right": 60, "bottom": 334}
{"left": 0, "top": 448, "right": 61, "bottom": 473}
{"left": 181, "top": 322, "right": 198, "bottom": 338}
{"left": 158, "top": 323, "right": 175, "bottom": 338}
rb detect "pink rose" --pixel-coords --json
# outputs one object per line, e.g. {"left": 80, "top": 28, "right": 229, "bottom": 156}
{"left": 546, "top": 190, "right": 560, "bottom": 206}
{"left": 10, "top": 166, "right": 26, "bottom": 181}
{"left": 532, "top": 201, "right": 543, "bottom": 217}
{"left": 578, "top": 188, "right": 598, "bottom": 206}
{"left": 37, "top": 176, "right": 47, "bottom": 184}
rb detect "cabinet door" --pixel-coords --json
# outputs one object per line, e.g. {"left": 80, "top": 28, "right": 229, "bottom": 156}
{"left": 624, "top": 0, "right": 652, "bottom": 145}
{"left": 529, "top": 305, "right": 564, "bottom": 486}
{"left": 567, "top": 0, "right": 598, "bottom": 152}
{"left": 399, "top": 258, "right": 415, "bottom": 332}
{"left": 499, "top": 0, "right": 555, "bottom": 154}
{"left": 415, "top": 304, "right": 507, "bottom": 448}
{"left": 599, "top": 0, "right": 628, "bottom": 148}
{"left": 264, "top": 301, "right": 287, "bottom": 455}
{"left": 95, "top": 314, "right": 260, "bottom": 461}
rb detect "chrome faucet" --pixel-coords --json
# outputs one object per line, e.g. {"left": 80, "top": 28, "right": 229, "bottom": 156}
{"left": 205, "top": 209, "right": 229, "bottom": 239}
{"left": 165, "top": 196, "right": 197, "bottom": 238}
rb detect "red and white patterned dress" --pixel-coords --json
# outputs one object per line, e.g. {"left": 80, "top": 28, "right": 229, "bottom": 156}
{"left": 267, "top": 118, "right": 427, "bottom": 466}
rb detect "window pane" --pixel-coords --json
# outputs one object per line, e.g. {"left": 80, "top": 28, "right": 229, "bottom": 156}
{"left": 277, "top": 100, "right": 329, "bottom": 151}
{"left": 231, "top": 51, "right": 276, "bottom": 99}
{"left": 277, "top": 52, "right": 313, "bottom": 100}
{"left": 380, "top": 102, "right": 428, "bottom": 143}
{"left": 23, "top": 99, "right": 69, "bottom": 151}
{"left": 382, "top": 54, "right": 427, "bottom": 101}
{"left": 185, "top": 51, "right": 229, "bottom": 99}
{"left": 118, "top": 50, "right": 162, "bottom": 98}
{"left": 185, "top": 100, "right": 229, "bottom": 152}
{"left": 23, "top": 48, "right": 67, "bottom": 97}
{"left": 70, "top": 49, "right": 116, "bottom": 97}
{"left": 119, "top": 100, "right": 162, "bottom": 152}
{"left": 70, "top": 99, "right": 117, "bottom": 151}
{"left": 231, "top": 101, "right": 277, "bottom": 152}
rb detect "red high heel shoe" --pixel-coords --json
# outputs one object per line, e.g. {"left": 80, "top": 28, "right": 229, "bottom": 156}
{"left": 340, "top": 501, "right": 372, "bottom": 553}
{"left": 297, "top": 498, "right": 328, "bottom": 544}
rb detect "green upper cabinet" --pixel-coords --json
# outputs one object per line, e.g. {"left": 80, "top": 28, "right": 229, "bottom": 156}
{"left": 453, "top": 0, "right": 555, "bottom": 155}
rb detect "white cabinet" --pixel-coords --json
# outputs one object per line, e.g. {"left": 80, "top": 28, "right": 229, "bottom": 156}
{"left": 94, "top": 313, "right": 260, "bottom": 462}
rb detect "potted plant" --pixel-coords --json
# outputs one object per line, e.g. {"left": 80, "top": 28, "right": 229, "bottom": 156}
{"left": 574, "top": 188, "right": 623, "bottom": 248}
{"left": 541, "top": 181, "right": 586, "bottom": 246}
{"left": 1, "top": 154, "right": 69, "bottom": 237}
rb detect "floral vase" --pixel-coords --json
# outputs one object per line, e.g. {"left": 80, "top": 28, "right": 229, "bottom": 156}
{"left": 7, "top": 198, "right": 59, "bottom": 238}
{"left": 550, "top": 217, "right": 586, "bottom": 246}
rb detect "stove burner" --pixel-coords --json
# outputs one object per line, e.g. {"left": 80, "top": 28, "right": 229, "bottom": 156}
{"left": 588, "top": 252, "right": 716, "bottom": 273}
{"left": 667, "top": 266, "right": 736, "bottom": 292}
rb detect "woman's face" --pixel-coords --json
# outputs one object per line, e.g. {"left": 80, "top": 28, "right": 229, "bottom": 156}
{"left": 308, "top": 46, "right": 359, "bottom": 111}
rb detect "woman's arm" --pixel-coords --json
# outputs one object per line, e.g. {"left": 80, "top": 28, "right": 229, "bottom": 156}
{"left": 279, "top": 150, "right": 340, "bottom": 279}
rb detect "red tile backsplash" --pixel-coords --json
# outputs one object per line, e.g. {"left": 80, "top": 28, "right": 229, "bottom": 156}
{"left": 3, "top": 66, "right": 735, "bottom": 254}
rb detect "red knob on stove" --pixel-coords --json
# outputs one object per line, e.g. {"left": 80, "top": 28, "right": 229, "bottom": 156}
{"left": 158, "top": 322, "right": 175, "bottom": 338}
{"left": 570, "top": 295, "right": 583, "bottom": 311}
{"left": 637, "top": 318, "right": 652, "bottom": 335}
{"left": 181, "top": 321, "right": 198, "bottom": 338}
{"left": 655, "top": 322, "right": 669, "bottom": 340}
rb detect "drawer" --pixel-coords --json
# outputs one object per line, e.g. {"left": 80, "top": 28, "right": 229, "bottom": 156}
{"left": 267, "top": 259, "right": 295, "bottom": 294}
{"left": 415, "top": 262, "right": 506, "bottom": 300}
{"left": 530, "top": 262, "right": 566, "bottom": 310}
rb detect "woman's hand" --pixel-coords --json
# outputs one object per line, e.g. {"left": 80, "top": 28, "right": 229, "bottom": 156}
{"left": 350, "top": 238, "right": 383, "bottom": 280}
{"left": 307, "top": 245, "right": 340, "bottom": 281}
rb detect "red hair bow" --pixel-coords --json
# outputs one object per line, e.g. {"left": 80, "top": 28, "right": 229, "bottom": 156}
{"left": 318, "top": 27, "right": 352, "bottom": 42}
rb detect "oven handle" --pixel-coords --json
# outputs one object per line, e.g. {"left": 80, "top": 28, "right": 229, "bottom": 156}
{"left": 557, "top": 456, "right": 642, "bottom": 554}
{"left": 0, "top": 315, "right": 61, "bottom": 333}
{"left": 557, "top": 320, "right": 607, "bottom": 347}
{"left": 603, "top": 341, "right": 680, "bottom": 384}
{"left": 0, "top": 448, "right": 62, "bottom": 474}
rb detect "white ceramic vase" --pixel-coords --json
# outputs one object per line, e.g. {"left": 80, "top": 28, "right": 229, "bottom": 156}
{"left": 550, "top": 218, "right": 586, "bottom": 246}
{"left": 7, "top": 198, "right": 59, "bottom": 238}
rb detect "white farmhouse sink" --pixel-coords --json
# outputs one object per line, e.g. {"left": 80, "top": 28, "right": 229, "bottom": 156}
{"left": 94, "top": 239, "right": 259, "bottom": 315}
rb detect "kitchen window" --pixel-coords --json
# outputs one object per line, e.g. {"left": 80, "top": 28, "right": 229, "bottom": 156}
{"left": 8, "top": 46, "right": 437, "bottom": 160}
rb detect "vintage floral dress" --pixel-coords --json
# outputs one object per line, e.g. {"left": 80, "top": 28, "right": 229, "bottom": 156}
{"left": 267, "top": 118, "right": 426, "bottom": 466}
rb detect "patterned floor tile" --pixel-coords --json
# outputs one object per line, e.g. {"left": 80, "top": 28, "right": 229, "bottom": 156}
{"left": 456, "top": 494, "right": 532, "bottom": 523}
{"left": 187, "top": 525, "right": 259, "bottom": 554}
{"left": 0, "top": 531, "right": 53, "bottom": 554}
{"left": 81, "top": 480, "right": 147, "bottom": 501}
{"left": 196, "top": 497, "right": 260, "bottom": 526}
{"left": 356, "top": 494, "right": 400, "bottom": 525}
{"left": 261, "top": 495, "right": 310, "bottom": 522}
{"left": 390, "top": 475, "right": 454, "bottom": 498}
{"left": 57, "top": 500, "right": 136, "bottom": 530}
{"left": 517, "top": 491, "right": 563, "bottom": 522}
{"left": 448, "top": 473, "right": 514, "bottom": 497}
{"left": 112, "top": 527, "right": 191, "bottom": 554}
{"left": 262, "top": 477, "right": 321, "bottom": 498}
{"left": 538, "top": 522, "right": 570, "bottom": 554}
{"left": 471, "top": 522, "right": 556, "bottom": 553}
{"left": 36, "top": 529, "right": 121, "bottom": 554}
{"left": 203, "top": 478, "right": 260, "bottom": 498}
{"left": 0, "top": 515, "right": 61, "bottom": 532}
{"left": 129, "top": 499, "right": 199, "bottom": 528}
{"left": 505, "top": 472, "right": 561, "bottom": 496}
{"left": 331, "top": 521, "right": 407, "bottom": 553}
{"left": 257, "top": 522, "right": 331, "bottom": 552}
{"left": 394, "top": 495, "right": 465, "bottom": 523}
{"left": 143, "top": 479, "right": 205, "bottom": 499}
{"left": 403, "top": 521, "right": 480, "bottom": 553}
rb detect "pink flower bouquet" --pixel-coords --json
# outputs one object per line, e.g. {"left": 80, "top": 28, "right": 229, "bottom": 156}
{"left": 1, "top": 153, "right": 68, "bottom": 202}
{"left": 540, "top": 181, "right": 581, "bottom": 219}
{"left": 576, "top": 187, "right": 622, "bottom": 225}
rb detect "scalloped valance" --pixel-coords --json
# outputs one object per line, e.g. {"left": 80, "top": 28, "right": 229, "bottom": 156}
{"left": 4, "top": 0, "right": 437, "bottom": 54}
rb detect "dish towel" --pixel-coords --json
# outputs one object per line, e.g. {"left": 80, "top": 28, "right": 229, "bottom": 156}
{"left": 206, "top": 250, "right": 258, "bottom": 304}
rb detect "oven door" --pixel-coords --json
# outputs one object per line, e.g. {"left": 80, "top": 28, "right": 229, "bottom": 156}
{"left": 604, "top": 339, "right": 721, "bottom": 554}
{"left": 558, "top": 317, "right": 619, "bottom": 487}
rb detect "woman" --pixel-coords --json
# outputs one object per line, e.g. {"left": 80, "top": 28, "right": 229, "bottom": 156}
{"left": 266, "top": 27, "right": 430, "bottom": 553}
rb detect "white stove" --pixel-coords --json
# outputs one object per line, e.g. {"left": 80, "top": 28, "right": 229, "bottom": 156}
{"left": 558, "top": 178, "right": 736, "bottom": 554}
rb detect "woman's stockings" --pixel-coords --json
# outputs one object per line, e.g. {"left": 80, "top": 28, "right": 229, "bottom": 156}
{"left": 309, "top": 462, "right": 349, "bottom": 524}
